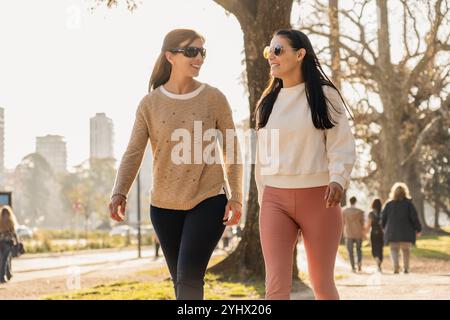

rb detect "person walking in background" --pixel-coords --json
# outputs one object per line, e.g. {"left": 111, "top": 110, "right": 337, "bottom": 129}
{"left": 255, "top": 29, "right": 356, "bottom": 300}
{"left": 382, "top": 182, "right": 422, "bottom": 274}
{"left": 342, "top": 196, "right": 365, "bottom": 273}
{"left": 108, "top": 29, "right": 243, "bottom": 300}
{"left": 152, "top": 232, "right": 160, "bottom": 260}
{"left": 220, "top": 226, "right": 235, "bottom": 251}
{"left": 0, "top": 206, "right": 20, "bottom": 283}
{"left": 365, "top": 199, "right": 384, "bottom": 272}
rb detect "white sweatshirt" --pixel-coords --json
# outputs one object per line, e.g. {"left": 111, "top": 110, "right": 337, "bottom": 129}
{"left": 255, "top": 83, "right": 356, "bottom": 205}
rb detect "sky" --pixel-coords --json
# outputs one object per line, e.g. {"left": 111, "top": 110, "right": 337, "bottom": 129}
{"left": 0, "top": 0, "right": 257, "bottom": 170}
{"left": 0, "top": 0, "right": 434, "bottom": 185}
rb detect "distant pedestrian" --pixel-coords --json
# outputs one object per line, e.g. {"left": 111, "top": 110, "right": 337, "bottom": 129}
{"left": 0, "top": 206, "right": 20, "bottom": 283}
{"left": 382, "top": 182, "right": 422, "bottom": 274}
{"left": 153, "top": 232, "right": 160, "bottom": 259}
{"left": 220, "top": 227, "right": 233, "bottom": 250}
{"left": 365, "top": 199, "right": 384, "bottom": 272}
{"left": 342, "top": 196, "right": 365, "bottom": 272}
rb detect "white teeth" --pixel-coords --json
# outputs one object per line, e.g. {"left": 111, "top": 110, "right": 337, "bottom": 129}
{"left": 192, "top": 64, "right": 200, "bottom": 69}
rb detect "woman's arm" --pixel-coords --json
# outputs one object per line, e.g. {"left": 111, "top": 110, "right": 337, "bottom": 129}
{"left": 215, "top": 91, "right": 243, "bottom": 206}
{"left": 365, "top": 213, "right": 373, "bottom": 234}
{"left": 109, "top": 97, "right": 150, "bottom": 222}
{"left": 111, "top": 97, "right": 150, "bottom": 199}
{"left": 381, "top": 204, "right": 388, "bottom": 229}
{"left": 254, "top": 145, "right": 264, "bottom": 208}
{"left": 408, "top": 201, "right": 422, "bottom": 233}
{"left": 323, "top": 86, "right": 357, "bottom": 190}
{"left": 14, "top": 231, "right": 20, "bottom": 245}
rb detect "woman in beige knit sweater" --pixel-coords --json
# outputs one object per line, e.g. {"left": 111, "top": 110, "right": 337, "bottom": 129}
{"left": 108, "top": 29, "right": 243, "bottom": 300}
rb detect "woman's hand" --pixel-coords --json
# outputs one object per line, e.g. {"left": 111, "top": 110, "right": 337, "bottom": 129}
{"left": 324, "top": 182, "right": 344, "bottom": 208}
{"left": 223, "top": 200, "right": 242, "bottom": 226}
{"left": 109, "top": 194, "right": 127, "bottom": 222}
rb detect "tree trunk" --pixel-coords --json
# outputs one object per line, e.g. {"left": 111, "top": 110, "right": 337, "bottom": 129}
{"left": 375, "top": 1, "right": 431, "bottom": 233}
{"left": 209, "top": 0, "right": 293, "bottom": 280}
{"left": 434, "top": 201, "right": 440, "bottom": 229}
{"left": 405, "top": 159, "right": 430, "bottom": 231}
{"left": 328, "top": 0, "right": 348, "bottom": 207}
{"left": 328, "top": 0, "right": 341, "bottom": 89}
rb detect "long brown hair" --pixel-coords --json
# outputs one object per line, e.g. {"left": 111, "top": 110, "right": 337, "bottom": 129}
{"left": 0, "top": 206, "right": 18, "bottom": 233}
{"left": 148, "top": 29, "right": 205, "bottom": 91}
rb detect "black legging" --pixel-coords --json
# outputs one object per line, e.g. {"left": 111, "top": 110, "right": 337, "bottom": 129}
{"left": 150, "top": 194, "right": 227, "bottom": 300}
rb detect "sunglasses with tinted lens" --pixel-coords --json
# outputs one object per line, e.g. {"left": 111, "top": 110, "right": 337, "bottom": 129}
{"left": 169, "top": 46, "right": 206, "bottom": 58}
{"left": 263, "top": 44, "right": 283, "bottom": 59}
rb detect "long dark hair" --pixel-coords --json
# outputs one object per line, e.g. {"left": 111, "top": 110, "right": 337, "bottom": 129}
{"left": 255, "top": 29, "right": 352, "bottom": 130}
{"left": 148, "top": 29, "right": 205, "bottom": 91}
{"left": 371, "top": 199, "right": 382, "bottom": 215}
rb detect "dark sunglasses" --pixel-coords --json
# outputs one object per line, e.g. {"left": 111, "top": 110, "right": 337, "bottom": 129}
{"left": 263, "top": 44, "right": 298, "bottom": 59}
{"left": 169, "top": 46, "right": 206, "bottom": 58}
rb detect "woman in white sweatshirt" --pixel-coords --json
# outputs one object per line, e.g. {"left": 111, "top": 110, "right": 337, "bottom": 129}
{"left": 255, "top": 29, "right": 356, "bottom": 300}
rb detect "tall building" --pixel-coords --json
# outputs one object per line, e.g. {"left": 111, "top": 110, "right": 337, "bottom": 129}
{"left": 90, "top": 113, "right": 114, "bottom": 159}
{"left": 0, "top": 108, "right": 4, "bottom": 170}
{"left": 0, "top": 107, "right": 4, "bottom": 186}
{"left": 36, "top": 135, "right": 67, "bottom": 173}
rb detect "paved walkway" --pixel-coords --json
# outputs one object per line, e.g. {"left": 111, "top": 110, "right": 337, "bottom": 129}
{"left": 292, "top": 242, "right": 450, "bottom": 300}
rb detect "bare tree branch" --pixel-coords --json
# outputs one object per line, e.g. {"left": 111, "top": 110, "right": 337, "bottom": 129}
{"left": 302, "top": 26, "right": 379, "bottom": 79}
{"left": 339, "top": 4, "right": 377, "bottom": 62}
{"left": 401, "top": 116, "right": 443, "bottom": 166}
{"left": 407, "top": 0, "right": 445, "bottom": 90}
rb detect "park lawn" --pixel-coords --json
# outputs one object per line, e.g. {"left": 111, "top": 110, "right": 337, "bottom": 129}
{"left": 46, "top": 275, "right": 265, "bottom": 300}
{"left": 339, "top": 234, "right": 450, "bottom": 261}
{"left": 45, "top": 256, "right": 266, "bottom": 300}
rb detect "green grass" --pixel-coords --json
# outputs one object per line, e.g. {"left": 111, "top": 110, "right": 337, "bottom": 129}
{"left": 339, "top": 234, "right": 450, "bottom": 261}
{"left": 45, "top": 271, "right": 265, "bottom": 300}
{"left": 22, "top": 229, "right": 153, "bottom": 254}
{"left": 45, "top": 255, "right": 266, "bottom": 300}
{"left": 46, "top": 277, "right": 265, "bottom": 300}
{"left": 412, "top": 234, "right": 450, "bottom": 260}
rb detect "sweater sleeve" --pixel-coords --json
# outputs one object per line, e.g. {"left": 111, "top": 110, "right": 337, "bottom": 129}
{"left": 215, "top": 90, "right": 243, "bottom": 205}
{"left": 111, "top": 96, "right": 149, "bottom": 198}
{"left": 323, "top": 86, "right": 356, "bottom": 189}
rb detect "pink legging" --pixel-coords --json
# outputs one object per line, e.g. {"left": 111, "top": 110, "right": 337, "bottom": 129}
{"left": 259, "top": 185, "right": 343, "bottom": 300}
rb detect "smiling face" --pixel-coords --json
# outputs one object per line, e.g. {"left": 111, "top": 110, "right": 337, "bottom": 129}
{"left": 267, "top": 35, "right": 305, "bottom": 80}
{"left": 165, "top": 37, "right": 205, "bottom": 78}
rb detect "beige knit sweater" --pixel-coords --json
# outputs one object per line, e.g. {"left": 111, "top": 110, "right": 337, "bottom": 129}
{"left": 111, "top": 83, "right": 243, "bottom": 210}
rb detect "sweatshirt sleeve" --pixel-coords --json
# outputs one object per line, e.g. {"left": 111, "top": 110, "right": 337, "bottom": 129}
{"left": 323, "top": 86, "right": 357, "bottom": 190}
{"left": 255, "top": 132, "right": 265, "bottom": 207}
{"left": 111, "top": 96, "right": 150, "bottom": 198}
{"left": 215, "top": 90, "right": 243, "bottom": 205}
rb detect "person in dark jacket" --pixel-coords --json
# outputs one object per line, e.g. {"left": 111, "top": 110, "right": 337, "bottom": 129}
{"left": 365, "top": 199, "right": 384, "bottom": 272}
{"left": 382, "top": 182, "right": 422, "bottom": 274}
{"left": 0, "top": 206, "right": 20, "bottom": 283}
